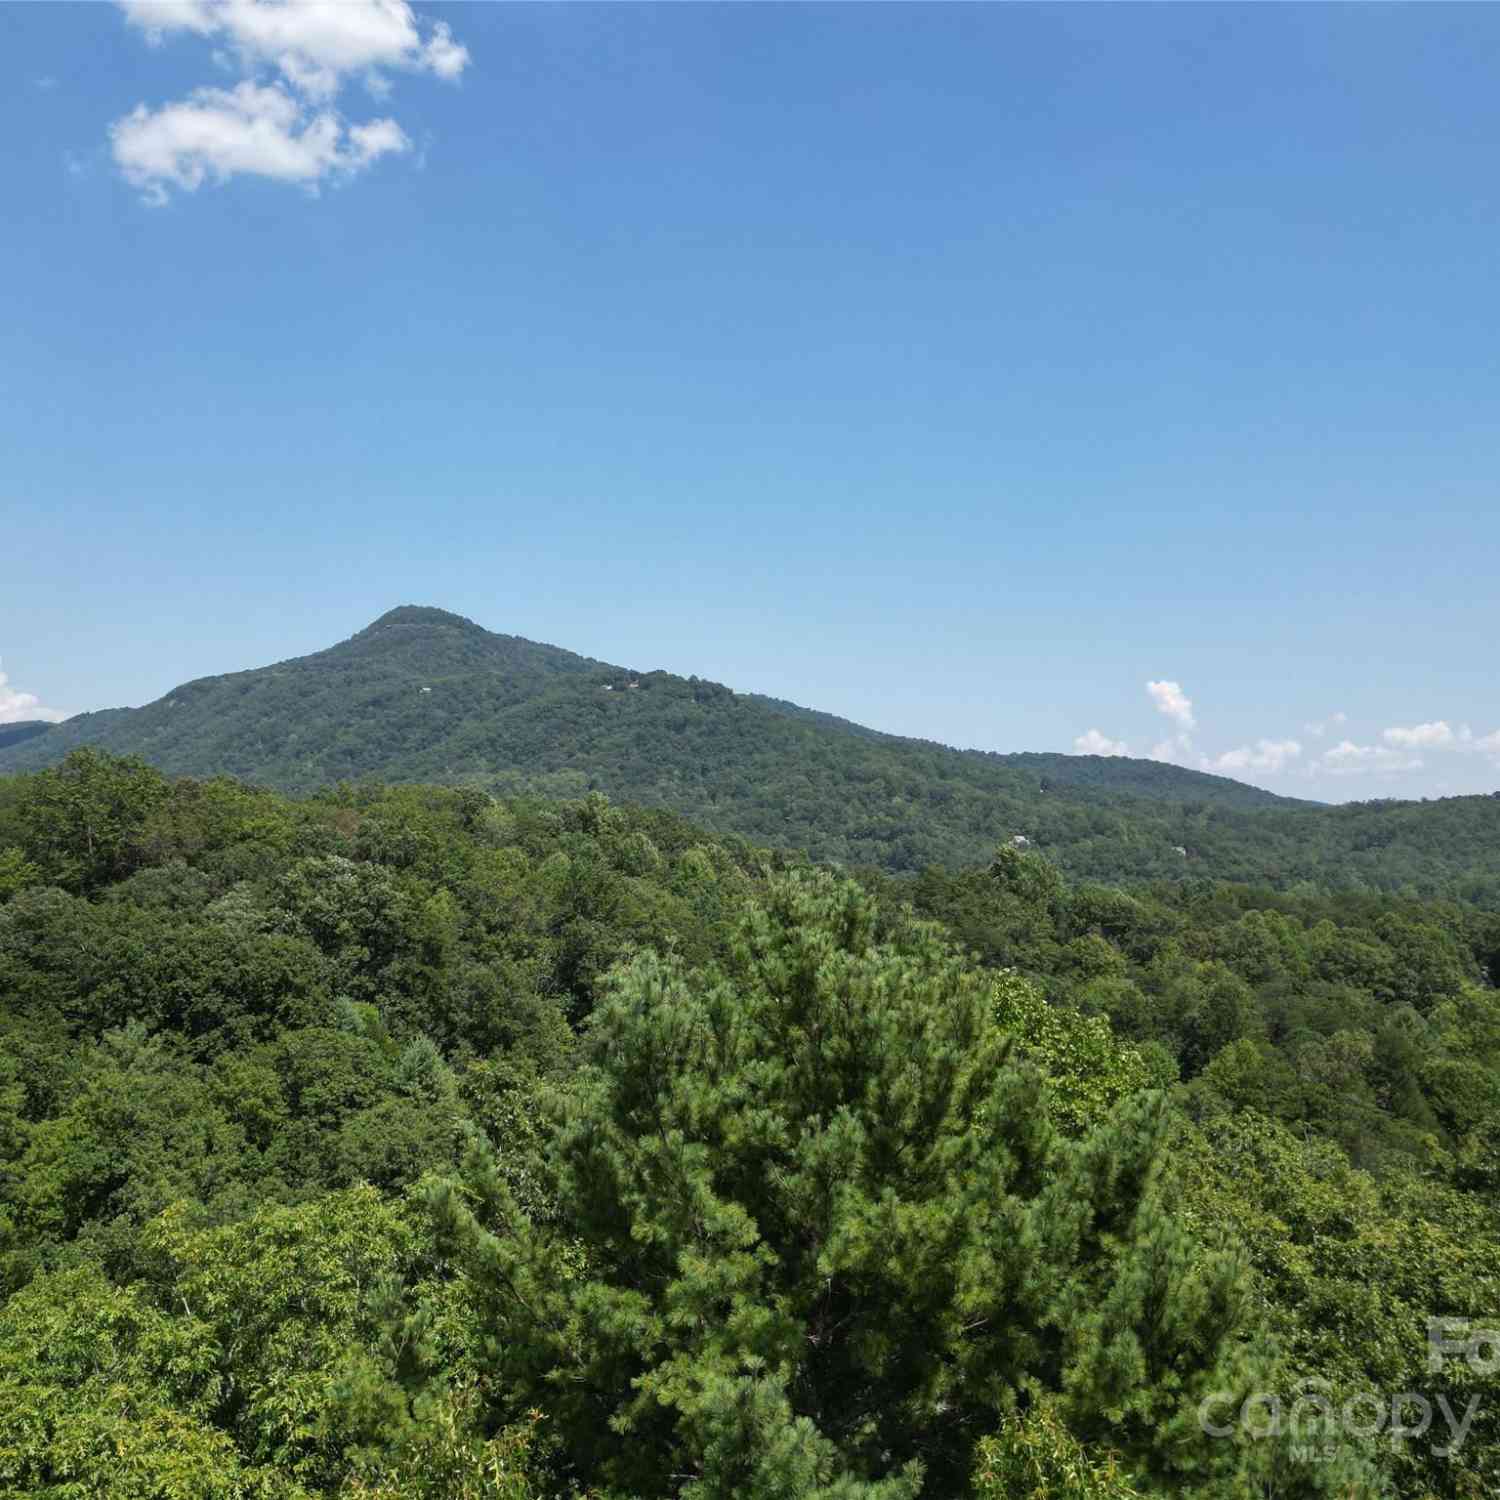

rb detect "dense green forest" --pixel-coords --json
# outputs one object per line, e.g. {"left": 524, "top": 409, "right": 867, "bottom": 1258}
{"left": 8, "top": 607, "right": 1500, "bottom": 901}
{"left": 1, "top": 748, "right": 1497, "bottom": 1497}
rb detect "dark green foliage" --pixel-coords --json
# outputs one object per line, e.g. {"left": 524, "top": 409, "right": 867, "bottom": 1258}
{"left": 14, "top": 747, "right": 171, "bottom": 892}
{"left": 0, "top": 751, "right": 1496, "bottom": 1497}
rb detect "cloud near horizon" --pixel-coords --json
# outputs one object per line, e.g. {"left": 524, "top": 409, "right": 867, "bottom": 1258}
{"left": 1074, "top": 683, "right": 1500, "bottom": 791}
{"left": 1149, "top": 734, "right": 1194, "bottom": 767}
{"left": 1320, "top": 739, "right": 1424, "bottom": 776}
{"left": 1383, "top": 720, "right": 1455, "bottom": 750}
{"left": 1208, "top": 738, "right": 1302, "bottom": 775}
{"left": 0, "top": 659, "right": 67, "bottom": 725}
{"left": 1074, "top": 728, "right": 1129, "bottom": 757}
{"left": 110, "top": 0, "right": 468, "bottom": 202}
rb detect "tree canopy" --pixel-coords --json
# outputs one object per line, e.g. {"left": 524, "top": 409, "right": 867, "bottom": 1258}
{"left": 0, "top": 751, "right": 1495, "bottom": 1497}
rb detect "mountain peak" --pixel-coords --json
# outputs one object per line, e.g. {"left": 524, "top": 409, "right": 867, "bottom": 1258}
{"left": 330, "top": 606, "right": 594, "bottom": 678}
{"left": 358, "top": 605, "right": 484, "bottom": 636}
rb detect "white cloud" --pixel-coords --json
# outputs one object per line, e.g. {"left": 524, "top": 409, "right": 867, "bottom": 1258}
{"left": 0, "top": 659, "right": 66, "bottom": 725}
{"left": 119, "top": 0, "right": 218, "bottom": 40}
{"left": 1303, "top": 711, "right": 1346, "bottom": 738}
{"left": 1146, "top": 679, "right": 1195, "bottom": 730}
{"left": 421, "top": 21, "right": 469, "bottom": 81}
{"left": 1207, "top": 738, "right": 1303, "bottom": 775}
{"left": 111, "top": 81, "right": 408, "bottom": 203}
{"left": 111, "top": 0, "right": 465, "bottom": 200}
{"left": 1382, "top": 720, "right": 1455, "bottom": 750}
{"left": 1149, "top": 734, "right": 1195, "bottom": 766}
{"left": 119, "top": 0, "right": 468, "bottom": 95}
{"left": 1321, "top": 739, "right": 1424, "bottom": 776}
{"left": 1095, "top": 675, "right": 1492, "bottom": 791}
{"left": 346, "top": 113, "right": 410, "bottom": 167}
{"left": 1074, "top": 728, "right": 1129, "bottom": 757}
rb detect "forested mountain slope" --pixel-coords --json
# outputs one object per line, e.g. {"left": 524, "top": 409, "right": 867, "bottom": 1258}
{"left": 5, "top": 605, "right": 1498, "bottom": 898}
{"left": 0, "top": 722, "right": 53, "bottom": 753}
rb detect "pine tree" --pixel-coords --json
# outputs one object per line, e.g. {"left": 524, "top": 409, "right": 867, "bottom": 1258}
{"left": 426, "top": 871, "right": 1267, "bottom": 1497}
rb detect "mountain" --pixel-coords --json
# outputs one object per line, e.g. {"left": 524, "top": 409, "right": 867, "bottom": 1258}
{"left": 0, "top": 721, "right": 54, "bottom": 752}
{"left": 5, "top": 605, "right": 1499, "bottom": 898}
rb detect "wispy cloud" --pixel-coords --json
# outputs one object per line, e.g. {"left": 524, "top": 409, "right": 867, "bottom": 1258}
{"left": 110, "top": 0, "right": 467, "bottom": 202}
{"left": 0, "top": 658, "right": 66, "bottom": 725}
{"left": 1303, "top": 710, "right": 1347, "bottom": 738}
{"left": 1451, "top": 726, "right": 1500, "bottom": 762}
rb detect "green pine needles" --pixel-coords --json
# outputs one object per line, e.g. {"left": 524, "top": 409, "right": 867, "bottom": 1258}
{"left": 428, "top": 871, "right": 1269, "bottom": 1498}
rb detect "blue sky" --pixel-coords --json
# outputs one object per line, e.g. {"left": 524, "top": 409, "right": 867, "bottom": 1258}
{"left": 4, "top": 2, "right": 1498, "bottom": 802}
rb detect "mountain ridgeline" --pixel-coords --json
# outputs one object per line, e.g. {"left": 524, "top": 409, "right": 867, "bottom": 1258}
{"left": 5, "top": 605, "right": 1498, "bottom": 899}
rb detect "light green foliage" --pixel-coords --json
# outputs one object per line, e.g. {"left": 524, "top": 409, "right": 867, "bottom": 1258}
{"left": 0, "top": 1191, "right": 542, "bottom": 1499}
{"left": 991, "top": 969, "right": 1150, "bottom": 1135}
{"left": 1176, "top": 1111, "right": 1500, "bottom": 1499}
{"left": 0, "top": 1265, "right": 302, "bottom": 1498}
{"left": 0, "top": 846, "right": 39, "bottom": 902}
{"left": 142, "top": 1191, "right": 416, "bottom": 1483}
{"left": 337, "top": 1398, "right": 539, "bottom": 1500}
{"left": 971, "top": 1403, "right": 1143, "bottom": 1500}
